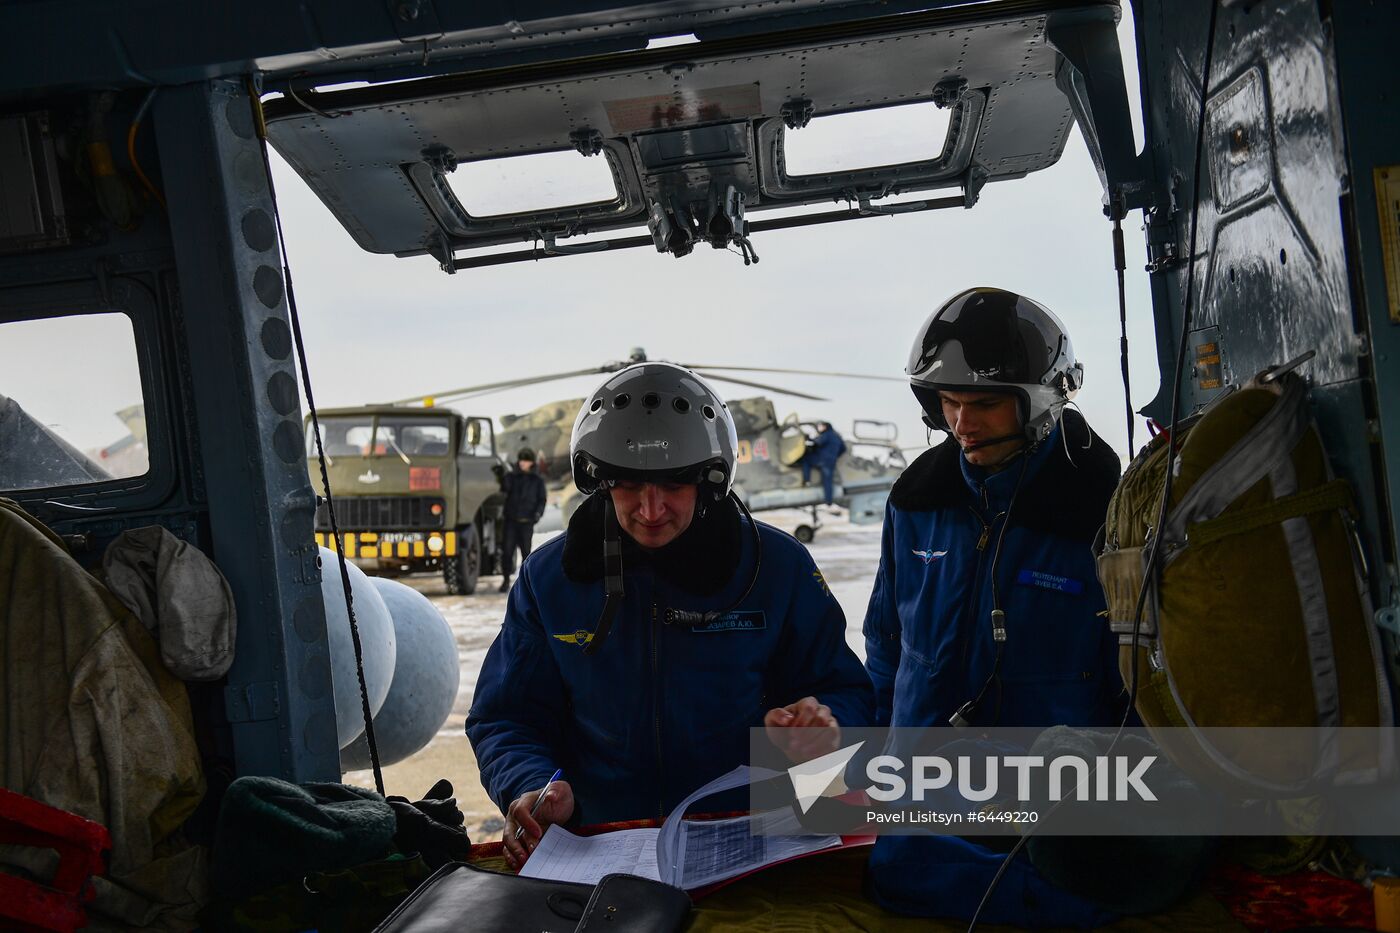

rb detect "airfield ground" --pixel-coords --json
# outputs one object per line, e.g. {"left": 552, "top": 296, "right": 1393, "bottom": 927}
{"left": 342, "top": 508, "right": 881, "bottom": 843}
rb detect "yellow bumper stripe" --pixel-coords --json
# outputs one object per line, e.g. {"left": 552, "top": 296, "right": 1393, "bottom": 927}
{"left": 317, "top": 532, "right": 445, "bottom": 560}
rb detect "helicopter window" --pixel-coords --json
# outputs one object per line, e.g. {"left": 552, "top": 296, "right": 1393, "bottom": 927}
{"left": 445, "top": 150, "right": 620, "bottom": 219}
{"left": 781, "top": 101, "right": 951, "bottom": 176}
{"left": 0, "top": 312, "right": 148, "bottom": 492}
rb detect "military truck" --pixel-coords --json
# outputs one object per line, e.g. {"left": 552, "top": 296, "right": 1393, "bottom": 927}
{"left": 307, "top": 405, "right": 505, "bottom": 594}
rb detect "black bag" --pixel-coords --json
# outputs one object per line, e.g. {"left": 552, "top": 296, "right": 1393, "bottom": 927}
{"left": 371, "top": 862, "right": 691, "bottom": 933}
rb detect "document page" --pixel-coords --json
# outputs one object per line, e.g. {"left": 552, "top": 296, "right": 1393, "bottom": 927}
{"left": 676, "top": 810, "right": 841, "bottom": 889}
{"left": 658, "top": 765, "right": 842, "bottom": 889}
{"left": 520, "top": 766, "right": 841, "bottom": 891}
{"left": 517, "top": 826, "right": 662, "bottom": 886}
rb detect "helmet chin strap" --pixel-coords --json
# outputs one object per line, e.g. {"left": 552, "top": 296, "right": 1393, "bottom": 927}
{"left": 583, "top": 496, "right": 625, "bottom": 656}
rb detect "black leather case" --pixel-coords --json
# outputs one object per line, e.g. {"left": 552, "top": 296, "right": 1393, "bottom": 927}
{"left": 575, "top": 873, "right": 692, "bottom": 931}
{"left": 373, "top": 862, "right": 593, "bottom": 932}
{"left": 372, "top": 863, "right": 692, "bottom": 932}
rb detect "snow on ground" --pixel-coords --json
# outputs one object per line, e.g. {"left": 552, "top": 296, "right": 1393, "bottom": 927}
{"left": 343, "top": 507, "right": 883, "bottom": 841}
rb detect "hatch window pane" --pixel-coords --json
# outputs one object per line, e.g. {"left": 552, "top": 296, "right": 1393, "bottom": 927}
{"left": 783, "top": 101, "right": 951, "bottom": 176}
{"left": 446, "top": 150, "right": 618, "bottom": 217}
{"left": 0, "top": 312, "right": 148, "bottom": 491}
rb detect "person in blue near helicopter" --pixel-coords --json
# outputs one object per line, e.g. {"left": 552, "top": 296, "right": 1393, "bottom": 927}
{"left": 863, "top": 288, "right": 1131, "bottom": 927}
{"left": 800, "top": 421, "right": 847, "bottom": 506}
{"left": 466, "top": 362, "right": 874, "bottom": 871}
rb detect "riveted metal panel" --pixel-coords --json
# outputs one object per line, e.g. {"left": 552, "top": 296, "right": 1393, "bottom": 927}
{"left": 155, "top": 80, "right": 338, "bottom": 782}
{"left": 265, "top": 5, "right": 1094, "bottom": 257}
{"left": 1137, "top": 0, "right": 1397, "bottom": 631}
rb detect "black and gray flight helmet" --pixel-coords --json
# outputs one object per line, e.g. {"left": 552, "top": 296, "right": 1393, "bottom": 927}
{"left": 905, "top": 287, "right": 1083, "bottom": 445}
{"left": 570, "top": 362, "right": 739, "bottom": 501}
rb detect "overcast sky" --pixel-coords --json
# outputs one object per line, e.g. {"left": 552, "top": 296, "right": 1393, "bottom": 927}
{"left": 3, "top": 10, "right": 1157, "bottom": 469}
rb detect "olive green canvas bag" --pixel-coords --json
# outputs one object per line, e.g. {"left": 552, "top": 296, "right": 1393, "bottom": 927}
{"left": 1095, "top": 371, "right": 1392, "bottom": 795}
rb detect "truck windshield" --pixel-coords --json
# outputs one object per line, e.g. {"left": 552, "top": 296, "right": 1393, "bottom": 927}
{"left": 312, "top": 416, "right": 375, "bottom": 457}
{"left": 309, "top": 415, "right": 452, "bottom": 459}
{"left": 377, "top": 416, "right": 452, "bottom": 457}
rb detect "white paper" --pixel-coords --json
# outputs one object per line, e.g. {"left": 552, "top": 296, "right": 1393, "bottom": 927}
{"left": 674, "top": 812, "right": 840, "bottom": 889}
{"left": 519, "top": 764, "right": 841, "bottom": 891}
{"left": 518, "top": 826, "right": 661, "bottom": 885}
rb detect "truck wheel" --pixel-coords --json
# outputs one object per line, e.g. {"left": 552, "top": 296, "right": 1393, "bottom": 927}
{"left": 443, "top": 525, "right": 481, "bottom": 595}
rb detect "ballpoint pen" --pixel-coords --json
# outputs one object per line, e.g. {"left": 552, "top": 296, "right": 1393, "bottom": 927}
{"left": 514, "top": 768, "right": 564, "bottom": 841}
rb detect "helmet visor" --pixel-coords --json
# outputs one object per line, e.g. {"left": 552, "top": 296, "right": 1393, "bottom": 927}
{"left": 907, "top": 289, "right": 1065, "bottom": 386}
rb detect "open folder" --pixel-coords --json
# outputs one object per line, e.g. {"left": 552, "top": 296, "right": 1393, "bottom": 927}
{"left": 517, "top": 765, "right": 844, "bottom": 891}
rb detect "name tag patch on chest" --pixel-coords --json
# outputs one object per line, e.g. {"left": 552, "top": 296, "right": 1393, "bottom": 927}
{"left": 1015, "top": 570, "right": 1085, "bottom": 595}
{"left": 691, "top": 610, "right": 767, "bottom": 633}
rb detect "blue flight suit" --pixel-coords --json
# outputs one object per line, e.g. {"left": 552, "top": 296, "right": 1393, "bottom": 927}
{"left": 801, "top": 427, "right": 847, "bottom": 505}
{"left": 862, "top": 411, "right": 1126, "bottom": 927}
{"left": 466, "top": 495, "right": 874, "bottom": 824}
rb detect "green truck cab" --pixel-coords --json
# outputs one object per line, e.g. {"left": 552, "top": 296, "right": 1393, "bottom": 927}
{"left": 306, "top": 405, "right": 505, "bottom": 594}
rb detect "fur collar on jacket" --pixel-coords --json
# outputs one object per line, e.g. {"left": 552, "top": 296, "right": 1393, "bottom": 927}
{"left": 888, "top": 410, "right": 1120, "bottom": 543}
{"left": 560, "top": 492, "right": 743, "bottom": 594}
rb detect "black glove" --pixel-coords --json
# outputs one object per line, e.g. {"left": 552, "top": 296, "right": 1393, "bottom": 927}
{"left": 387, "top": 779, "right": 471, "bottom": 869}
{"left": 409, "top": 778, "right": 464, "bottom": 828}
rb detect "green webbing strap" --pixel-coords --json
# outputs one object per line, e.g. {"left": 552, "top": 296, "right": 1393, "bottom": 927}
{"left": 1186, "top": 479, "right": 1354, "bottom": 549}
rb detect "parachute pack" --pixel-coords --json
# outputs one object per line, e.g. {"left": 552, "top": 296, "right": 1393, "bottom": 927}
{"left": 1096, "top": 372, "right": 1393, "bottom": 795}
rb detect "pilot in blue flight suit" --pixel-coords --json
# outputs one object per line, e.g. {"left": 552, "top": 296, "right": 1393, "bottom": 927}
{"left": 801, "top": 421, "right": 847, "bottom": 506}
{"left": 466, "top": 362, "right": 874, "bottom": 870}
{"left": 863, "top": 288, "right": 1128, "bottom": 926}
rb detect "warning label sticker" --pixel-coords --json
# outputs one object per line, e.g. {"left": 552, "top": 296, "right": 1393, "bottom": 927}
{"left": 1374, "top": 166, "right": 1400, "bottom": 324}
{"left": 604, "top": 83, "right": 761, "bottom": 135}
{"left": 1195, "top": 340, "right": 1223, "bottom": 391}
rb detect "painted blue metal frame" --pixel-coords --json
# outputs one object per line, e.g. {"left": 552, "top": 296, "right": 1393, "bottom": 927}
{"left": 1329, "top": 2, "right": 1400, "bottom": 631}
{"left": 154, "top": 80, "right": 339, "bottom": 781}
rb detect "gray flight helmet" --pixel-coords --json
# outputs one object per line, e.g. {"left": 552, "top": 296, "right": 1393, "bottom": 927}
{"left": 906, "top": 287, "right": 1083, "bottom": 445}
{"left": 570, "top": 362, "right": 740, "bottom": 498}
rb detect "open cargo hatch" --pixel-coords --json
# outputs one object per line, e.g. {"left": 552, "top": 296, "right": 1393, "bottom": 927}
{"left": 264, "top": 0, "right": 1128, "bottom": 271}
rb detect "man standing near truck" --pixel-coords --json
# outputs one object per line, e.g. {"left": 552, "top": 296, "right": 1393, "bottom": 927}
{"left": 499, "top": 447, "right": 546, "bottom": 593}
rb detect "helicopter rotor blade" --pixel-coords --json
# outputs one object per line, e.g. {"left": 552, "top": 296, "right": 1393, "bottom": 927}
{"left": 386, "top": 353, "right": 875, "bottom": 407}
{"left": 681, "top": 364, "right": 903, "bottom": 382}
{"left": 387, "top": 365, "right": 621, "bottom": 406}
{"left": 693, "top": 371, "right": 829, "bottom": 401}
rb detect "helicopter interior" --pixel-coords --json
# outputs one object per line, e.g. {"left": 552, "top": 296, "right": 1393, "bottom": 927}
{"left": 1, "top": 4, "right": 1399, "bottom": 928}
{"left": 263, "top": 1, "right": 1129, "bottom": 269}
